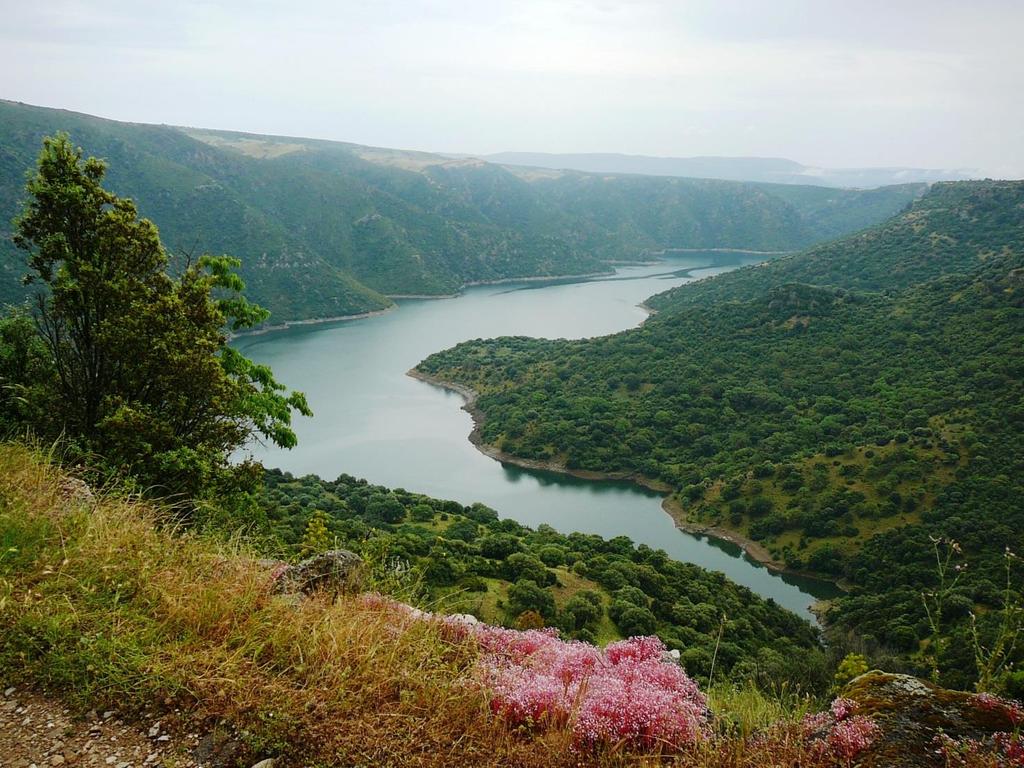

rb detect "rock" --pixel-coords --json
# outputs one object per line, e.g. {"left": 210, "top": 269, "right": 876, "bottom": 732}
{"left": 842, "top": 671, "right": 1024, "bottom": 767}
{"left": 272, "top": 550, "right": 364, "bottom": 596}
{"left": 447, "top": 613, "right": 479, "bottom": 626}
{"left": 57, "top": 476, "right": 95, "bottom": 508}
{"left": 250, "top": 760, "right": 275, "bottom": 768}
{"left": 193, "top": 730, "right": 244, "bottom": 767}
{"left": 4, "top": 686, "right": 15, "bottom": 697}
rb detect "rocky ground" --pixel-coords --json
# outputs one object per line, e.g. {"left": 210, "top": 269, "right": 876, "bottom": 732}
{"left": 0, "top": 687, "right": 254, "bottom": 768}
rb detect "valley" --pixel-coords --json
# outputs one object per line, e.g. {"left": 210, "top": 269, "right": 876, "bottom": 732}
{"left": 419, "top": 180, "right": 1024, "bottom": 689}
{"left": 234, "top": 254, "right": 841, "bottom": 619}
{"left": 0, "top": 100, "right": 925, "bottom": 323}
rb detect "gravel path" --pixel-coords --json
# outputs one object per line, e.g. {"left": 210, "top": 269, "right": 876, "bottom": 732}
{"left": 0, "top": 686, "right": 222, "bottom": 768}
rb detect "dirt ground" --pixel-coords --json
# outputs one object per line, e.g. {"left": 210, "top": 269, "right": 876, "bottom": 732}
{"left": 0, "top": 686, "right": 240, "bottom": 768}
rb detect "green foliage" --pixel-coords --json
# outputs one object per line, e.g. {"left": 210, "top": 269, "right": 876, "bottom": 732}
{"left": 0, "top": 308, "right": 51, "bottom": 428}
{"left": 0, "top": 101, "right": 923, "bottom": 322}
{"left": 833, "top": 653, "right": 869, "bottom": 689}
{"left": 2, "top": 134, "right": 310, "bottom": 501}
{"left": 507, "top": 580, "right": 556, "bottom": 621}
{"left": 257, "top": 467, "right": 821, "bottom": 684}
{"left": 299, "top": 510, "right": 332, "bottom": 556}
{"left": 416, "top": 181, "right": 1024, "bottom": 688}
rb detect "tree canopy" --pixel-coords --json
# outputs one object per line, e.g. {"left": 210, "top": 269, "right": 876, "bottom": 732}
{"left": 417, "top": 181, "right": 1024, "bottom": 690}
{"left": 2, "top": 133, "right": 310, "bottom": 500}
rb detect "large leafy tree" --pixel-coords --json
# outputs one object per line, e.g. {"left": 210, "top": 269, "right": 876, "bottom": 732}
{"left": 7, "top": 133, "right": 310, "bottom": 499}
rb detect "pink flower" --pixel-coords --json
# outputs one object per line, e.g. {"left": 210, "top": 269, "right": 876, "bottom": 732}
{"left": 474, "top": 633, "right": 707, "bottom": 750}
{"left": 827, "top": 716, "right": 880, "bottom": 760}
{"left": 804, "top": 697, "right": 879, "bottom": 762}
{"left": 995, "top": 732, "right": 1024, "bottom": 765}
{"left": 830, "top": 697, "right": 857, "bottom": 721}
{"left": 356, "top": 596, "right": 709, "bottom": 752}
{"left": 973, "top": 692, "right": 1024, "bottom": 726}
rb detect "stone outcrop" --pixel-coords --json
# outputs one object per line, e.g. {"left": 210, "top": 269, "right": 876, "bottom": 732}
{"left": 57, "top": 476, "right": 95, "bottom": 508}
{"left": 842, "top": 671, "right": 1023, "bottom": 767}
{"left": 270, "top": 549, "right": 364, "bottom": 597}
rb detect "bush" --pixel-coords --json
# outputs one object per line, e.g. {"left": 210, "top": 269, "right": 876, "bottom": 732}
{"left": 613, "top": 604, "right": 658, "bottom": 637}
{"left": 506, "top": 579, "right": 555, "bottom": 621}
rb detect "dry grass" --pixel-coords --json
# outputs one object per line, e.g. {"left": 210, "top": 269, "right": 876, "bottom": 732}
{"left": 4, "top": 442, "right": 995, "bottom": 767}
{"left": 0, "top": 443, "right": 576, "bottom": 767}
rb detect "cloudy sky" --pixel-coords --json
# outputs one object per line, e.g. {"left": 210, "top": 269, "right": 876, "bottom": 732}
{"left": 2, "top": 0, "right": 1022, "bottom": 176}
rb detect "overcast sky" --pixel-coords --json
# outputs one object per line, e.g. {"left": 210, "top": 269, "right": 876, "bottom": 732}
{"left": 2, "top": 0, "right": 1022, "bottom": 177}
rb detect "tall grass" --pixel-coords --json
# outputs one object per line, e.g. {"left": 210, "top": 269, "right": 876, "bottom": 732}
{"left": 0, "top": 443, "right": 569, "bottom": 766}
{"left": 3, "top": 442, "right": 998, "bottom": 767}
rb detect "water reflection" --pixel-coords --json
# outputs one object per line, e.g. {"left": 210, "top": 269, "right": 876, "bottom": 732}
{"left": 235, "top": 253, "right": 839, "bottom": 618}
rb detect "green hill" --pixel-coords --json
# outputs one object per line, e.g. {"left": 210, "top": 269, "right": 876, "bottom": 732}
{"left": 257, "top": 467, "right": 821, "bottom": 682}
{"left": 417, "top": 180, "right": 1024, "bottom": 689}
{"left": 0, "top": 100, "right": 925, "bottom": 323}
{"left": 646, "top": 180, "right": 1024, "bottom": 311}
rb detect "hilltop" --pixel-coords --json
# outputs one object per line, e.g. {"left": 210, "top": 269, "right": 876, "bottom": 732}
{"left": 0, "top": 100, "right": 925, "bottom": 323}
{"left": 483, "top": 152, "right": 973, "bottom": 188}
{"left": 417, "top": 180, "right": 1024, "bottom": 690}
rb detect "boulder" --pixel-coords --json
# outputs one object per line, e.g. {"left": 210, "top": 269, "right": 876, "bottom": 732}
{"left": 841, "top": 671, "right": 1023, "bottom": 767}
{"left": 192, "top": 729, "right": 244, "bottom": 767}
{"left": 57, "top": 476, "right": 94, "bottom": 508}
{"left": 272, "top": 550, "right": 364, "bottom": 597}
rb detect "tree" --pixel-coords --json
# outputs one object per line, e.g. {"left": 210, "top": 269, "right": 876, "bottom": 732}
{"left": 365, "top": 494, "right": 405, "bottom": 524}
{"left": 0, "top": 309, "right": 52, "bottom": 430}
{"left": 563, "top": 593, "right": 603, "bottom": 630}
{"left": 612, "top": 604, "right": 657, "bottom": 637}
{"left": 507, "top": 579, "right": 555, "bottom": 621}
{"left": 9, "top": 134, "right": 310, "bottom": 500}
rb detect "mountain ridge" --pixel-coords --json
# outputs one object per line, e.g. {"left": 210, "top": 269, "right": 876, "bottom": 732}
{"left": 483, "top": 151, "right": 976, "bottom": 188}
{"left": 1, "top": 100, "right": 926, "bottom": 323}
{"left": 416, "top": 179, "right": 1024, "bottom": 689}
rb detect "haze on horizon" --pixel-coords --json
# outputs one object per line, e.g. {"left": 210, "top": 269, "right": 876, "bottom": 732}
{"left": 1, "top": 0, "right": 1022, "bottom": 178}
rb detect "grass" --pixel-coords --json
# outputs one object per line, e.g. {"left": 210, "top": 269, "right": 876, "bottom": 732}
{"left": 687, "top": 421, "right": 967, "bottom": 568}
{"left": 0, "top": 443, "right": 563, "bottom": 767}
{"left": 0, "top": 442, "right": 1002, "bottom": 767}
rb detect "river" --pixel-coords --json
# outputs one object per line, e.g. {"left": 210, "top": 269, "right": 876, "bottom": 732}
{"left": 234, "top": 252, "right": 841, "bottom": 619}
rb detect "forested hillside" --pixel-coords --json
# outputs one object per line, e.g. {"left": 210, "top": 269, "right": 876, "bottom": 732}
{"left": 417, "top": 181, "right": 1024, "bottom": 689}
{"left": 257, "top": 468, "right": 823, "bottom": 685}
{"left": 646, "top": 181, "right": 1024, "bottom": 310}
{"left": 0, "top": 101, "right": 924, "bottom": 323}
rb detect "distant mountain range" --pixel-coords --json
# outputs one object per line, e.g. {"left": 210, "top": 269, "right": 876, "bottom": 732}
{"left": 482, "top": 152, "right": 976, "bottom": 189}
{"left": 0, "top": 100, "right": 927, "bottom": 323}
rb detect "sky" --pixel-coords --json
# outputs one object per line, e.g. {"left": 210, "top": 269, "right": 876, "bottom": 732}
{"left": 1, "top": 0, "right": 1022, "bottom": 177}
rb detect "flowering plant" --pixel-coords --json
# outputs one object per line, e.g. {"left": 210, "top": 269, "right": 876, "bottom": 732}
{"left": 802, "top": 697, "right": 880, "bottom": 762}
{"left": 469, "top": 629, "right": 708, "bottom": 750}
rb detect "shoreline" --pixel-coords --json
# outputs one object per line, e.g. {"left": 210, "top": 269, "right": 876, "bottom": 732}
{"left": 660, "top": 494, "right": 785, "bottom": 571}
{"left": 406, "top": 368, "right": 840, "bottom": 594}
{"left": 387, "top": 293, "right": 460, "bottom": 300}
{"left": 650, "top": 247, "right": 794, "bottom": 255}
{"left": 230, "top": 306, "right": 396, "bottom": 338}
{"left": 234, "top": 269, "right": 618, "bottom": 338}
{"left": 460, "top": 269, "right": 615, "bottom": 287}
{"left": 406, "top": 369, "right": 672, "bottom": 493}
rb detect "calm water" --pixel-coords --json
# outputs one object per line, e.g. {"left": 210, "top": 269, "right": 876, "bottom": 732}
{"left": 235, "top": 253, "right": 841, "bottom": 618}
